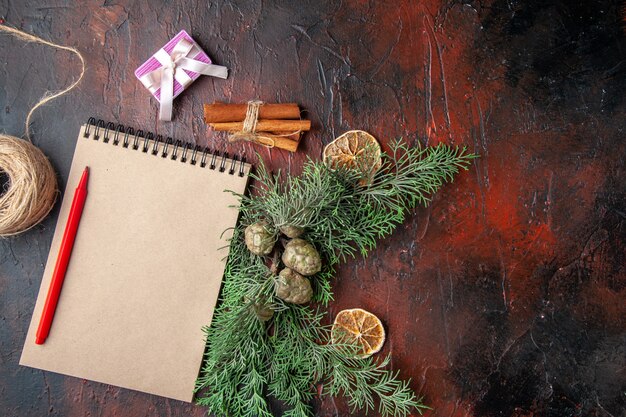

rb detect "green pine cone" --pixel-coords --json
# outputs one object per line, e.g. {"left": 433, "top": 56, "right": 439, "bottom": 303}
{"left": 275, "top": 268, "right": 313, "bottom": 304}
{"left": 279, "top": 224, "right": 305, "bottom": 238}
{"left": 281, "top": 238, "right": 322, "bottom": 276}
{"left": 244, "top": 221, "right": 275, "bottom": 256}
{"left": 244, "top": 296, "right": 274, "bottom": 321}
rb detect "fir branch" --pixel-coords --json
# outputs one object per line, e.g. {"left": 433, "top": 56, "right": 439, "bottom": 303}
{"left": 325, "top": 353, "right": 428, "bottom": 417}
{"left": 196, "top": 139, "right": 476, "bottom": 417}
{"left": 308, "top": 140, "right": 476, "bottom": 261}
{"left": 310, "top": 267, "right": 334, "bottom": 305}
{"left": 270, "top": 306, "right": 429, "bottom": 417}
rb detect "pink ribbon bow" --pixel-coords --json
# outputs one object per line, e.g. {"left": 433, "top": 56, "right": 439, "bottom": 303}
{"left": 138, "top": 37, "right": 228, "bottom": 121}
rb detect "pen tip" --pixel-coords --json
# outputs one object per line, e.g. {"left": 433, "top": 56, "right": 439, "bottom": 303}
{"left": 78, "top": 166, "right": 90, "bottom": 188}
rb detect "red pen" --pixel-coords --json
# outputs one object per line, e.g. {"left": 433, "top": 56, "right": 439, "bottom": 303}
{"left": 35, "top": 166, "right": 90, "bottom": 345}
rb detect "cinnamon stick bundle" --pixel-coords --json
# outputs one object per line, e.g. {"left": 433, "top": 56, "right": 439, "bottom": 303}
{"left": 204, "top": 102, "right": 308, "bottom": 152}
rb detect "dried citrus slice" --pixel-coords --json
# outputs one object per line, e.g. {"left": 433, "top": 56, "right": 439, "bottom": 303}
{"left": 331, "top": 308, "right": 385, "bottom": 358}
{"left": 323, "top": 130, "right": 382, "bottom": 185}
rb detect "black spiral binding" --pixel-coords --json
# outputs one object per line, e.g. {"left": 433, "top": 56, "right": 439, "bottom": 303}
{"left": 84, "top": 118, "right": 247, "bottom": 177}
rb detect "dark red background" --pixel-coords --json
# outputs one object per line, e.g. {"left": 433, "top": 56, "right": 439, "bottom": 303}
{"left": 1, "top": 1, "right": 624, "bottom": 416}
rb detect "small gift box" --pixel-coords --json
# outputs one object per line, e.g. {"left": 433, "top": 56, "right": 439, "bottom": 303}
{"left": 135, "top": 30, "right": 228, "bottom": 121}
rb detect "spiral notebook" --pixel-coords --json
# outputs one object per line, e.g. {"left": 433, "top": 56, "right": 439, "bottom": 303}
{"left": 20, "top": 119, "right": 251, "bottom": 402}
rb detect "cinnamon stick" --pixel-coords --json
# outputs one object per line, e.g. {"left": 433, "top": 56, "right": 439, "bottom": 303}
{"left": 204, "top": 103, "right": 301, "bottom": 123}
{"left": 209, "top": 119, "right": 311, "bottom": 132}
{"left": 252, "top": 132, "right": 301, "bottom": 152}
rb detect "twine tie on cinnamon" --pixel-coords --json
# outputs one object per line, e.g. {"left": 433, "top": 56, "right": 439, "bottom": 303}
{"left": 228, "top": 101, "right": 276, "bottom": 147}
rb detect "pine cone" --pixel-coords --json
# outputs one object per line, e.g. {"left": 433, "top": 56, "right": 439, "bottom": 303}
{"left": 245, "top": 296, "right": 274, "bottom": 322}
{"left": 281, "top": 238, "right": 322, "bottom": 276}
{"left": 252, "top": 302, "right": 274, "bottom": 322}
{"left": 244, "top": 221, "right": 275, "bottom": 256}
{"left": 275, "top": 268, "right": 313, "bottom": 304}
{"left": 279, "top": 224, "right": 304, "bottom": 238}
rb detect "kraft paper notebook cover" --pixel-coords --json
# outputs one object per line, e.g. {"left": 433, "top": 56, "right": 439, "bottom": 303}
{"left": 20, "top": 119, "right": 251, "bottom": 402}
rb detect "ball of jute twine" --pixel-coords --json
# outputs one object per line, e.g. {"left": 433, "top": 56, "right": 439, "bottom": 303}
{"left": 0, "top": 24, "right": 85, "bottom": 237}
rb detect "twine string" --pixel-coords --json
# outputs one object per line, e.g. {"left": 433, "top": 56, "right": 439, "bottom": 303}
{"left": 0, "top": 24, "right": 86, "bottom": 236}
{"left": 242, "top": 100, "right": 262, "bottom": 134}
{"left": 0, "top": 24, "right": 85, "bottom": 141}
